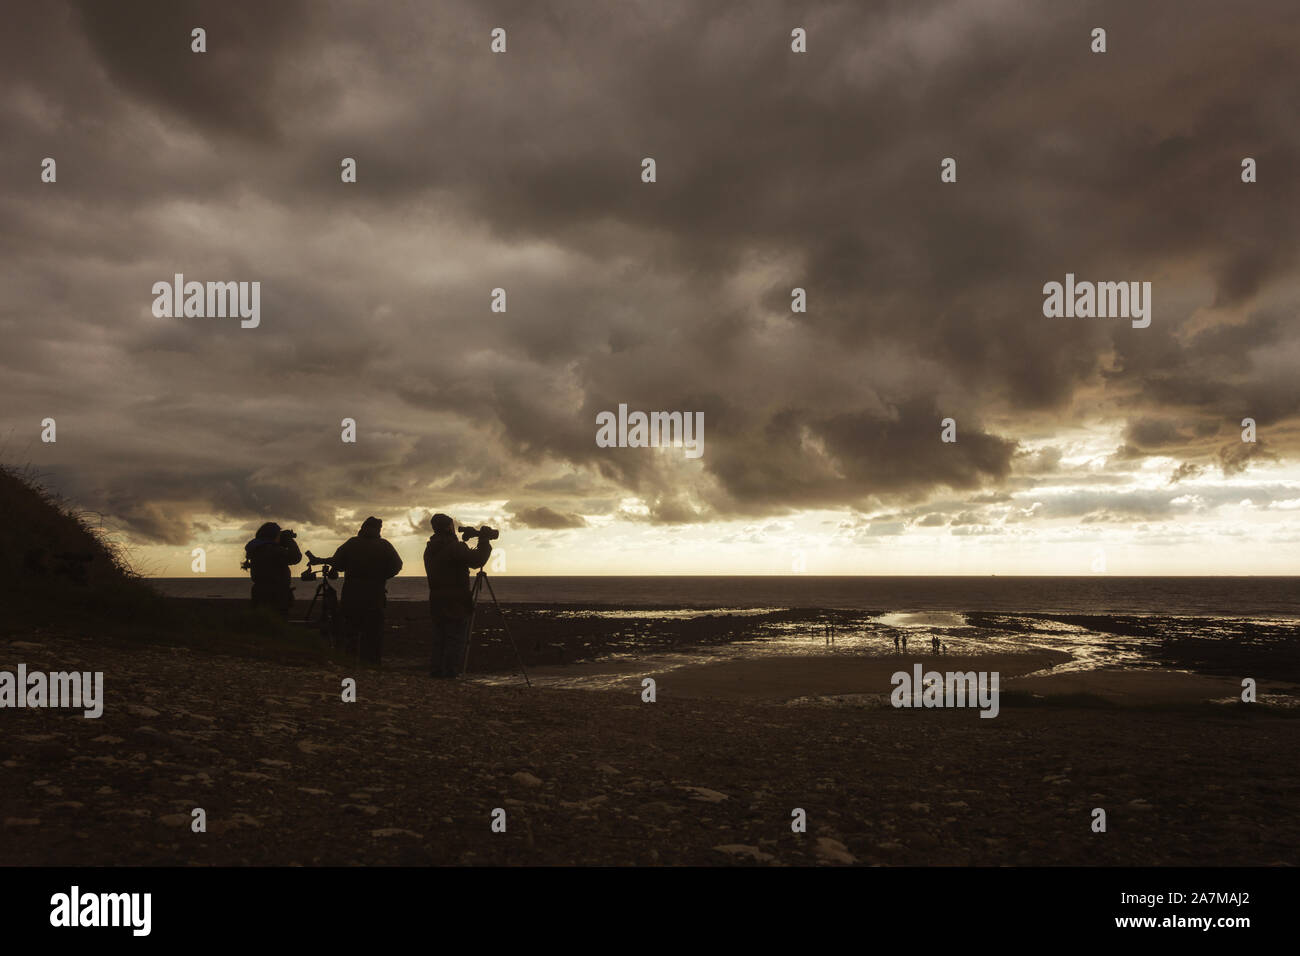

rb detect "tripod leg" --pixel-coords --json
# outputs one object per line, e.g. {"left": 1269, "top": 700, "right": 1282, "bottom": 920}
{"left": 304, "top": 584, "right": 321, "bottom": 624}
{"left": 460, "top": 572, "right": 484, "bottom": 676}
{"left": 481, "top": 574, "right": 532, "bottom": 688}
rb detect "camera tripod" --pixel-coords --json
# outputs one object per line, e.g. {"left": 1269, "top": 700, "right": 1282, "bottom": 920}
{"left": 301, "top": 558, "right": 347, "bottom": 656}
{"left": 463, "top": 569, "right": 531, "bottom": 686}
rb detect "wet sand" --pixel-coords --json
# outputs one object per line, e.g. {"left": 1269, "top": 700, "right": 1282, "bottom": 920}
{"left": 172, "top": 598, "right": 1300, "bottom": 690}
{"left": 648, "top": 652, "right": 1066, "bottom": 701}
{"left": 651, "top": 654, "right": 1298, "bottom": 705}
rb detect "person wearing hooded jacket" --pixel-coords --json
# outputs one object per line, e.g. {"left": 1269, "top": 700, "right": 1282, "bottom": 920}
{"left": 316, "top": 516, "right": 403, "bottom": 664}
{"left": 244, "top": 522, "right": 302, "bottom": 617}
{"left": 423, "top": 513, "right": 492, "bottom": 678}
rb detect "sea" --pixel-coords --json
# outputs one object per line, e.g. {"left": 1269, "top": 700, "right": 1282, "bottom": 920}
{"left": 154, "top": 575, "right": 1299, "bottom": 617}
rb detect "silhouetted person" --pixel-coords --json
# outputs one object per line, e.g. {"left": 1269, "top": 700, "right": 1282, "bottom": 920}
{"left": 901, "top": 633, "right": 908, "bottom": 650}
{"left": 243, "top": 522, "right": 302, "bottom": 618}
{"left": 893, "top": 633, "right": 900, "bottom": 651}
{"left": 317, "top": 516, "right": 402, "bottom": 664}
{"left": 424, "top": 513, "right": 491, "bottom": 678}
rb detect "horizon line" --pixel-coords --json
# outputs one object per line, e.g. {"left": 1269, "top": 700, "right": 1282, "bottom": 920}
{"left": 147, "top": 572, "right": 1300, "bottom": 579}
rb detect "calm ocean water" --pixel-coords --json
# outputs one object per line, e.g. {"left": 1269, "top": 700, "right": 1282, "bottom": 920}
{"left": 153, "top": 575, "right": 1300, "bottom": 618}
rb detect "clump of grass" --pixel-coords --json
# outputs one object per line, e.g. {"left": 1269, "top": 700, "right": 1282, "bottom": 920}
{"left": 0, "top": 463, "right": 164, "bottom": 626}
{"left": 0, "top": 464, "right": 142, "bottom": 576}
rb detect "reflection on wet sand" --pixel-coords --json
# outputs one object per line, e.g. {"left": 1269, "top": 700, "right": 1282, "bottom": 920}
{"left": 471, "top": 605, "right": 1300, "bottom": 706}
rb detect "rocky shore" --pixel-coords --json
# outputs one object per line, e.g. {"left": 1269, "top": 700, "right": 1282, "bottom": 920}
{"left": 3, "top": 627, "right": 1297, "bottom": 866}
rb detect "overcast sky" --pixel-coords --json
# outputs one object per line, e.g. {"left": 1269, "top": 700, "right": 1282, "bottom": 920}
{"left": 3, "top": 0, "right": 1299, "bottom": 576}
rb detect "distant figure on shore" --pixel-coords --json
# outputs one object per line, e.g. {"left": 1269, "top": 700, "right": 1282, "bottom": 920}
{"left": 243, "top": 522, "right": 301, "bottom": 618}
{"left": 893, "top": 633, "right": 900, "bottom": 651}
{"left": 932, "top": 635, "right": 940, "bottom": 654}
{"left": 424, "top": 513, "right": 492, "bottom": 679}
{"left": 901, "top": 633, "right": 908, "bottom": 650}
{"left": 314, "top": 516, "right": 402, "bottom": 664}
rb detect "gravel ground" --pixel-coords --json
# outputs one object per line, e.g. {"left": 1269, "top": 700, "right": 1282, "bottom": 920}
{"left": 2, "top": 633, "right": 1298, "bottom": 866}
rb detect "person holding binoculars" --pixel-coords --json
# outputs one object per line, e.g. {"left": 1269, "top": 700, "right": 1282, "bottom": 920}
{"left": 424, "top": 513, "right": 494, "bottom": 679}
{"left": 242, "top": 522, "right": 302, "bottom": 618}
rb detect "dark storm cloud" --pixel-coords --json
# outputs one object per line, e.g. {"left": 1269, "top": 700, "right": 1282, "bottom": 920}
{"left": 70, "top": 0, "right": 312, "bottom": 143}
{"left": 2, "top": 0, "right": 1298, "bottom": 541}
{"left": 1122, "top": 418, "right": 1196, "bottom": 450}
{"left": 508, "top": 504, "right": 587, "bottom": 529}
{"left": 1167, "top": 461, "right": 1204, "bottom": 485}
{"left": 1218, "top": 439, "right": 1276, "bottom": 477}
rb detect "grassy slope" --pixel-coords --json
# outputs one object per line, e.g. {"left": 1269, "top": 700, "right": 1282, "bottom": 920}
{"left": 0, "top": 466, "right": 334, "bottom": 665}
